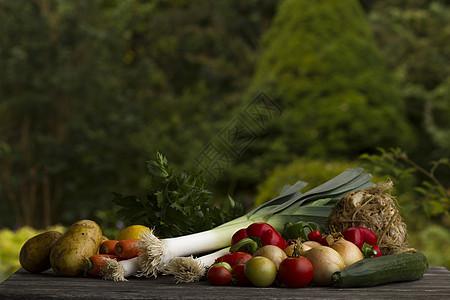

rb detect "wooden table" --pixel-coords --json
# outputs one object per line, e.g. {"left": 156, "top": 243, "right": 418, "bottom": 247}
{"left": 1, "top": 266, "right": 449, "bottom": 299}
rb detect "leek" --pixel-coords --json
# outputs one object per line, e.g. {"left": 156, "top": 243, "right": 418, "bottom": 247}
{"left": 161, "top": 248, "right": 230, "bottom": 283}
{"left": 137, "top": 168, "right": 374, "bottom": 277}
{"left": 101, "top": 257, "right": 140, "bottom": 281}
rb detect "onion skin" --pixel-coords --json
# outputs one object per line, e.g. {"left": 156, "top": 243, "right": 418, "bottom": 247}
{"left": 330, "top": 240, "right": 363, "bottom": 267}
{"left": 303, "top": 246, "right": 345, "bottom": 286}
{"left": 285, "top": 241, "right": 322, "bottom": 257}
{"left": 303, "top": 241, "right": 322, "bottom": 248}
{"left": 253, "top": 245, "right": 287, "bottom": 270}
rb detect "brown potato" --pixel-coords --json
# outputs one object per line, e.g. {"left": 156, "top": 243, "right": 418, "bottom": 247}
{"left": 19, "top": 231, "right": 62, "bottom": 273}
{"left": 50, "top": 219, "right": 102, "bottom": 276}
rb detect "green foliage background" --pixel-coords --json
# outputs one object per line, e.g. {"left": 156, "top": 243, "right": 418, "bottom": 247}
{"left": 0, "top": 0, "right": 448, "bottom": 280}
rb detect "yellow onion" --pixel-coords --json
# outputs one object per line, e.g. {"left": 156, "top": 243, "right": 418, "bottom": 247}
{"left": 285, "top": 240, "right": 322, "bottom": 257}
{"left": 303, "top": 241, "right": 322, "bottom": 249}
{"left": 330, "top": 239, "right": 363, "bottom": 267}
{"left": 253, "top": 245, "right": 287, "bottom": 270}
{"left": 303, "top": 246, "right": 345, "bottom": 286}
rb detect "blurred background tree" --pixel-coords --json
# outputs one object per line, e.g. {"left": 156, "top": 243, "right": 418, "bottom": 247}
{"left": 228, "top": 0, "right": 416, "bottom": 195}
{"left": 0, "top": 0, "right": 448, "bottom": 280}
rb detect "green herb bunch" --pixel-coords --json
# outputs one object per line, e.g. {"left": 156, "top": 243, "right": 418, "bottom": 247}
{"left": 113, "top": 152, "right": 242, "bottom": 238}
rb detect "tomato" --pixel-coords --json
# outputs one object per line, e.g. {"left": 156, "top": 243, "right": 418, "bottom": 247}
{"left": 212, "top": 262, "right": 232, "bottom": 272}
{"left": 207, "top": 265, "right": 232, "bottom": 286}
{"left": 216, "top": 252, "right": 252, "bottom": 268}
{"left": 278, "top": 257, "right": 314, "bottom": 288}
{"left": 231, "top": 264, "right": 250, "bottom": 286}
{"left": 244, "top": 256, "right": 277, "bottom": 287}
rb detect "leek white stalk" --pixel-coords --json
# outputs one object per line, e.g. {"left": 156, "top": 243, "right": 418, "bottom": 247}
{"left": 101, "top": 257, "right": 140, "bottom": 281}
{"left": 137, "top": 220, "right": 253, "bottom": 277}
{"left": 161, "top": 248, "right": 230, "bottom": 283}
{"left": 137, "top": 168, "right": 374, "bottom": 278}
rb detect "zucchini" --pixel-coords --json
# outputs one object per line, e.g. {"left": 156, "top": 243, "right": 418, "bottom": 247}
{"left": 332, "top": 252, "right": 428, "bottom": 287}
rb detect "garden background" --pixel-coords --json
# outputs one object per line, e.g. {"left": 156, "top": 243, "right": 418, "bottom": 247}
{"left": 1, "top": 0, "right": 449, "bottom": 282}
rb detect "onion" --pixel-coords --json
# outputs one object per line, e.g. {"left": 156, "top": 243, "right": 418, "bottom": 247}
{"left": 330, "top": 239, "right": 363, "bottom": 267}
{"left": 253, "top": 245, "right": 287, "bottom": 269}
{"left": 303, "top": 246, "right": 345, "bottom": 286}
{"left": 303, "top": 241, "right": 322, "bottom": 249}
{"left": 285, "top": 240, "right": 322, "bottom": 257}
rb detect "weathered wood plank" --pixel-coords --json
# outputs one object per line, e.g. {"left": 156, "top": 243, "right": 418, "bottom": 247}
{"left": 0, "top": 266, "right": 449, "bottom": 299}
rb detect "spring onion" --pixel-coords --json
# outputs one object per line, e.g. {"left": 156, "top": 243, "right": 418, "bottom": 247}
{"left": 137, "top": 168, "right": 374, "bottom": 277}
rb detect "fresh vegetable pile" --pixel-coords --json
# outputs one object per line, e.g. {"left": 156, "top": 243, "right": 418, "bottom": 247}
{"left": 205, "top": 222, "right": 428, "bottom": 288}
{"left": 18, "top": 155, "right": 429, "bottom": 288}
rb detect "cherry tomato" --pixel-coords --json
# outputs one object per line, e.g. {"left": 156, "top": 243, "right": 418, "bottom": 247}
{"left": 308, "top": 230, "right": 322, "bottom": 241}
{"left": 278, "top": 257, "right": 314, "bottom": 288}
{"left": 207, "top": 265, "right": 232, "bottom": 286}
{"left": 308, "top": 230, "right": 328, "bottom": 246}
{"left": 231, "top": 264, "right": 250, "bottom": 286}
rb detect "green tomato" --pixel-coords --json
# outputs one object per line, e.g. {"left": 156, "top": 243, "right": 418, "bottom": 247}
{"left": 244, "top": 256, "right": 277, "bottom": 287}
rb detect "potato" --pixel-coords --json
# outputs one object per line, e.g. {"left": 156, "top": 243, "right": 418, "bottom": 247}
{"left": 50, "top": 219, "right": 103, "bottom": 276}
{"left": 19, "top": 231, "right": 62, "bottom": 273}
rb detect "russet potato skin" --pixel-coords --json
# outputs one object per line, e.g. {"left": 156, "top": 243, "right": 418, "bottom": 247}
{"left": 19, "top": 231, "right": 63, "bottom": 273}
{"left": 50, "top": 220, "right": 103, "bottom": 276}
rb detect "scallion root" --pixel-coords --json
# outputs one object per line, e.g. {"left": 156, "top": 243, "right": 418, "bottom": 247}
{"left": 162, "top": 256, "right": 206, "bottom": 283}
{"left": 101, "top": 258, "right": 127, "bottom": 282}
{"left": 137, "top": 230, "right": 167, "bottom": 278}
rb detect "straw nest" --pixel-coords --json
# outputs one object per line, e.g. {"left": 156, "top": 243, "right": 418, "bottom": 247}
{"left": 327, "top": 180, "right": 415, "bottom": 255}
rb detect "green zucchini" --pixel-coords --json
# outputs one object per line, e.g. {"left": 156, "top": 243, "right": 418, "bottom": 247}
{"left": 332, "top": 252, "right": 429, "bottom": 287}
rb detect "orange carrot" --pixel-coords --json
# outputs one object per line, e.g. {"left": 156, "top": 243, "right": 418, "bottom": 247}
{"left": 99, "top": 240, "right": 119, "bottom": 255}
{"left": 115, "top": 239, "right": 143, "bottom": 259}
{"left": 84, "top": 254, "right": 120, "bottom": 277}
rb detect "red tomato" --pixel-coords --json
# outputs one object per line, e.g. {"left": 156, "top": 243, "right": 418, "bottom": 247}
{"left": 278, "top": 257, "right": 314, "bottom": 288}
{"left": 207, "top": 265, "right": 232, "bottom": 286}
{"left": 231, "top": 264, "right": 250, "bottom": 286}
{"left": 215, "top": 252, "right": 252, "bottom": 268}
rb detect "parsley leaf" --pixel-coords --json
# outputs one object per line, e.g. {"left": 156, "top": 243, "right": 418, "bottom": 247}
{"left": 113, "top": 152, "right": 243, "bottom": 238}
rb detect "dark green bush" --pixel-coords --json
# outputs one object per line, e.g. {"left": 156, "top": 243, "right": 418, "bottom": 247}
{"left": 237, "top": 0, "right": 416, "bottom": 184}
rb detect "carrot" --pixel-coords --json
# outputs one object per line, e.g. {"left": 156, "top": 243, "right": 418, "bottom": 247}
{"left": 115, "top": 239, "right": 143, "bottom": 259}
{"left": 84, "top": 254, "right": 120, "bottom": 277}
{"left": 99, "top": 240, "right": 119, "bottom": 255}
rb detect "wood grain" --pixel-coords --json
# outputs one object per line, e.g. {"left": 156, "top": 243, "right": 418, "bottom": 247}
{"left": 0, "top": 266, "right": 449, "bottom": 299}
